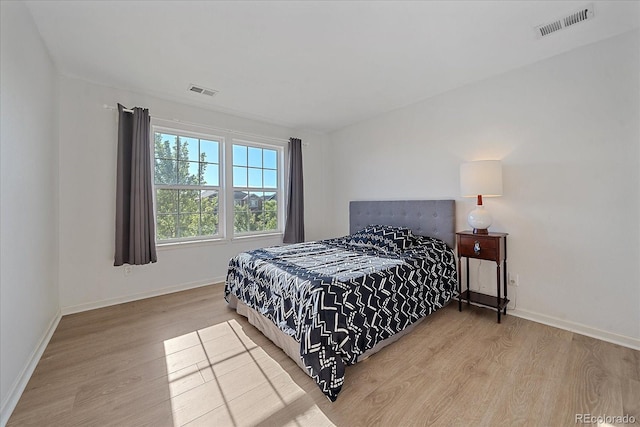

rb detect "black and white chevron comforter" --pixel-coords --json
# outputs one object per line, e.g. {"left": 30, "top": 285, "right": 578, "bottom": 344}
{"left": 224, "top": 231, "right": 457, "bottom": 401}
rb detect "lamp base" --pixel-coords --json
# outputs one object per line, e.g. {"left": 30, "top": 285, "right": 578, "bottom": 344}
{"left": 467, "top": 204, "right": 493, "bottom": 233}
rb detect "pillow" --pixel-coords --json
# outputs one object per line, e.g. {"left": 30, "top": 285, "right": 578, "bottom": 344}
{"left": 348, "top": 224, "right": 416, "bottom": 253}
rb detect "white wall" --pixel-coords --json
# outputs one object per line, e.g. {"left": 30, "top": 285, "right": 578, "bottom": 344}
{"left": 0, "top": 1, "right": 60, "bottom": 421}
{"left": 57, "top": 76, "right": 329, "bottom": 312}
{"left": 295, "top": 129, "right": 331, "bottom": 242}
{"left": 328, "top": 30, "right": 640, "bottom": 343}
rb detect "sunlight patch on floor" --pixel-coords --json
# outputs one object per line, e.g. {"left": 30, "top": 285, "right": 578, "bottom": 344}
{"left": 162, "top": 319, "right": 334, "bottom": 426}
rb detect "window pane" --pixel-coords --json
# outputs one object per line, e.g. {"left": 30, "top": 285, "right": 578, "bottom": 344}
{"left": 263, "top": 149, "right": 277, "bottom": 169}
{"left": 263, "top": 169, "right": 277, "bottom": 189}
{"left": 233, "top": 145, "right": 247, "bottom": 166}
{"left": 201, "top": 190, "right": 218, "bottom": 215}
{"left": 234, "top": 190, "right": 248, "bottom": 207}
{"left": 248, "top": 147, "right": 262, "bottom": 168}
{"left": 178, "top": 214, "right": 200, "bottom": 238}
{"left": 155, "top": 159, "right": 177, "bottom": 185}
{"left": 157, "top": 214, "right": 177, "bottom": 239}
{"left": 248, "top": 168, "right": 262, "bottom": 187}
{"left": 201, "top": 139, "right": 219, "bottom": 164}
{"left": 156, "top": 189, "right": 178, "bottom": 214}
{"left": 249, "top": 211, "right": 262, "bottom": 231}
{"left": 155, "top": 133, "right": 178, "bottom": 159}
{"left": 263, "top": 210, "right": 277, "bottom": 231}
{"left": 201, "top": 163, "right": 219, "bottom": 186}
{"left": 263, "top": 192, "right": 277, "bottom": 210}
{"left": 179, "top": 189, "right": 200, "bottom": 214}
{"left": 234, "top": 207, "right": 249, "bottom": 233}
{"left": 249, "top": 191, "right": 263, "bottom": 210}
{"left": 233, "top": 166, "right": 247, "bottom": 187}
{"left": 202, "top": 189, "right": 218, "bottom": 236}
{"left": 178, "top": 161, "right": 199, "bottom": 185}
{"left": 201, "top": 214, "right": 218, "bottom": 235}
{"left": 181, "top": 137, "right": 199, "bottom": 162}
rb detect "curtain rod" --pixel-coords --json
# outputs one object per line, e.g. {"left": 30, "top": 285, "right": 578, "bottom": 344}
{"left": 102, "top": 104, "right": 305, "bottom": 146}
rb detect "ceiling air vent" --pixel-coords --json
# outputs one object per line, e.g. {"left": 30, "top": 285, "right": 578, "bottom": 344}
{"left": 535, "top": 4, "right": 595, "bottom": 39}
{"left": 188, "top": 84, "right": 218, "bottom": 97}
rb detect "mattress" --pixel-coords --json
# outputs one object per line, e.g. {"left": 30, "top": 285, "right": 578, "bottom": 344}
{"left": 224, "top": 226, "right": 458, "bottom": 401}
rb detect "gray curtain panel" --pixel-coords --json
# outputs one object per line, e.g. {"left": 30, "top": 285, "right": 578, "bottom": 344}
{"left": 114, "top": 104, "right": 158, "bottom": 266}
{"left": 283, "top": 137, "right": 305, "bottom": 243}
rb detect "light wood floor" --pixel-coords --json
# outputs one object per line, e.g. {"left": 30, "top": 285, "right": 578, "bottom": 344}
{"left": 8, "top": 284, "right": 639, "bottom": 427}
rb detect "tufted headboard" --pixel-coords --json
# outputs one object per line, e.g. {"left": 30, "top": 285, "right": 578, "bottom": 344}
{"left": 349, "top": 200, "right": 456, "bottom": 249}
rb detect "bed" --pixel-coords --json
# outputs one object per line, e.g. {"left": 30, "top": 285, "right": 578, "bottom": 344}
{"left": 224, "top": 200, "right": 457, "bottom": 401}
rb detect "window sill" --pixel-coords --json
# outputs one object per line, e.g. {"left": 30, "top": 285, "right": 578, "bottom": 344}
{"left": 156, "top": 232, "right": 283, "bottom": 250}
{"left": 231, "top": 232, "right": 283, "bottom": 242}
{"left": 156, "top": 237, "right": 227, "bottom": 250}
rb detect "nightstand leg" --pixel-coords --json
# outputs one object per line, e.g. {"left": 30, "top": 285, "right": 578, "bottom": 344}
{"left": 457, "top": 256, "right": 462, "bottom": 312}
{"left": 465, "top": 258, "right": 470, "bottom": 306}
{"left": 503, "top": 258, "right": 508, "bottom": 315}
{"left": 496, "top": 263, "right": 501, "bottom": 323}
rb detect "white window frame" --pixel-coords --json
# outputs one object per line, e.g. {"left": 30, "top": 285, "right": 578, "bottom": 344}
{"left": 229, "top": 138, "right": 286, "bottom": 238}
{"left": 152, "top": 123, "right": 225, "bottom": 244}
{"left": 151, "top": 119, "right": 287, "bottom": 246}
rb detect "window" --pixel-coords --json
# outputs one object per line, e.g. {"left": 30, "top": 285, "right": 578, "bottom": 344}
{"left": 152, "top": 124, "right": 284, "bottom": 244}
{"left": 154, "top": 131, "right": 221, "bottom": 242}
{"left": 232, "top": 143, "right": 279, "bottom": 234}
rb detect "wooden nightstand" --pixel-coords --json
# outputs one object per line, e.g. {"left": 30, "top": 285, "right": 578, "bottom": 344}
{"left": 456, "top": 231, "right": 509, "bottom": 323}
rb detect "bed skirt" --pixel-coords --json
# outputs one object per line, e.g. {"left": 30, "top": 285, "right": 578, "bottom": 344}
{"left": 227, "top": 294, "right": 424, "bottom": 378}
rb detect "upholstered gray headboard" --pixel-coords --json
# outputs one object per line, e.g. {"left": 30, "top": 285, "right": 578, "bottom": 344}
{"left": 349, "top": 200, "right": 456, "bottom": 249}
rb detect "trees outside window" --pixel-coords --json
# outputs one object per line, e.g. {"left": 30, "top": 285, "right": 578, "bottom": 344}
{"left": 153, "top": 128, "right": 282, "bottom": 243}
{"left": 232, "top": 144, "right": 279, "bottom": 234}
{"left": 154, "top": 132, "right": 220, "bottom": 241}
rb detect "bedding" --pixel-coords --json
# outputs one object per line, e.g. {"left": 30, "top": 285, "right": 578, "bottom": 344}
{"left": 224, "top": 226, "right": 457, "bottom": 401}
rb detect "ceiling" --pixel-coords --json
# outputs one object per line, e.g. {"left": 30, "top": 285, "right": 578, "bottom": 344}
{"left": 25, "top": 1, "right": 639, "bottom": 133}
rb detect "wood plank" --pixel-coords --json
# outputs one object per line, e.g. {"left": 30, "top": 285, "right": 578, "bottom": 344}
{"left": 621, "top": 377, "right": 640, "bottom": 425}
{"left": 549, "top": 334, "right": 626, "bottom": 426}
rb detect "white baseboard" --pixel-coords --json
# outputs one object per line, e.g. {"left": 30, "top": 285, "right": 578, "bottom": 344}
{"left": 61, "top": 276, "right": 226, "bottom": 315}
{"left": 1, "top": 309, "right": 62, "bottom": 427}
{"left": 510, "top": 308, "right": 640, "bottom": 350}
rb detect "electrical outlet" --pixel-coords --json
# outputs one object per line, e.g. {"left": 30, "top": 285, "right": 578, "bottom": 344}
{"left": 124, "top": 266, "right": 132, "bottom": 276}
{"left": 509, "top": 273, "right": 519, "bottom": 287}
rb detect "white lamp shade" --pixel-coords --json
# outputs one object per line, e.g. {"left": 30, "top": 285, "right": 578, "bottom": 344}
{"left": 460, "top": 160, "right": 503, "bottom": 197}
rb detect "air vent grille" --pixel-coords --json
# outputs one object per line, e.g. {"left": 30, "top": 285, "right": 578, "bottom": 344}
{"left": 535, "top": 4, "right": 594, "bottom": 39}
{"left": 188, "top": 84, "right": 218, "bottom": 97}
{"left": 564, "top": 8, "right": 591, "bottom": 27}
{"left": 538, "top": 20, "right": 563, "bottom": 37}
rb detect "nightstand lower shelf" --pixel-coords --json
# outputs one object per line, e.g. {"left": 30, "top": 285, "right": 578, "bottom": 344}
{"left": 458, "top": 290, "right": 509, "bottom": 312}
